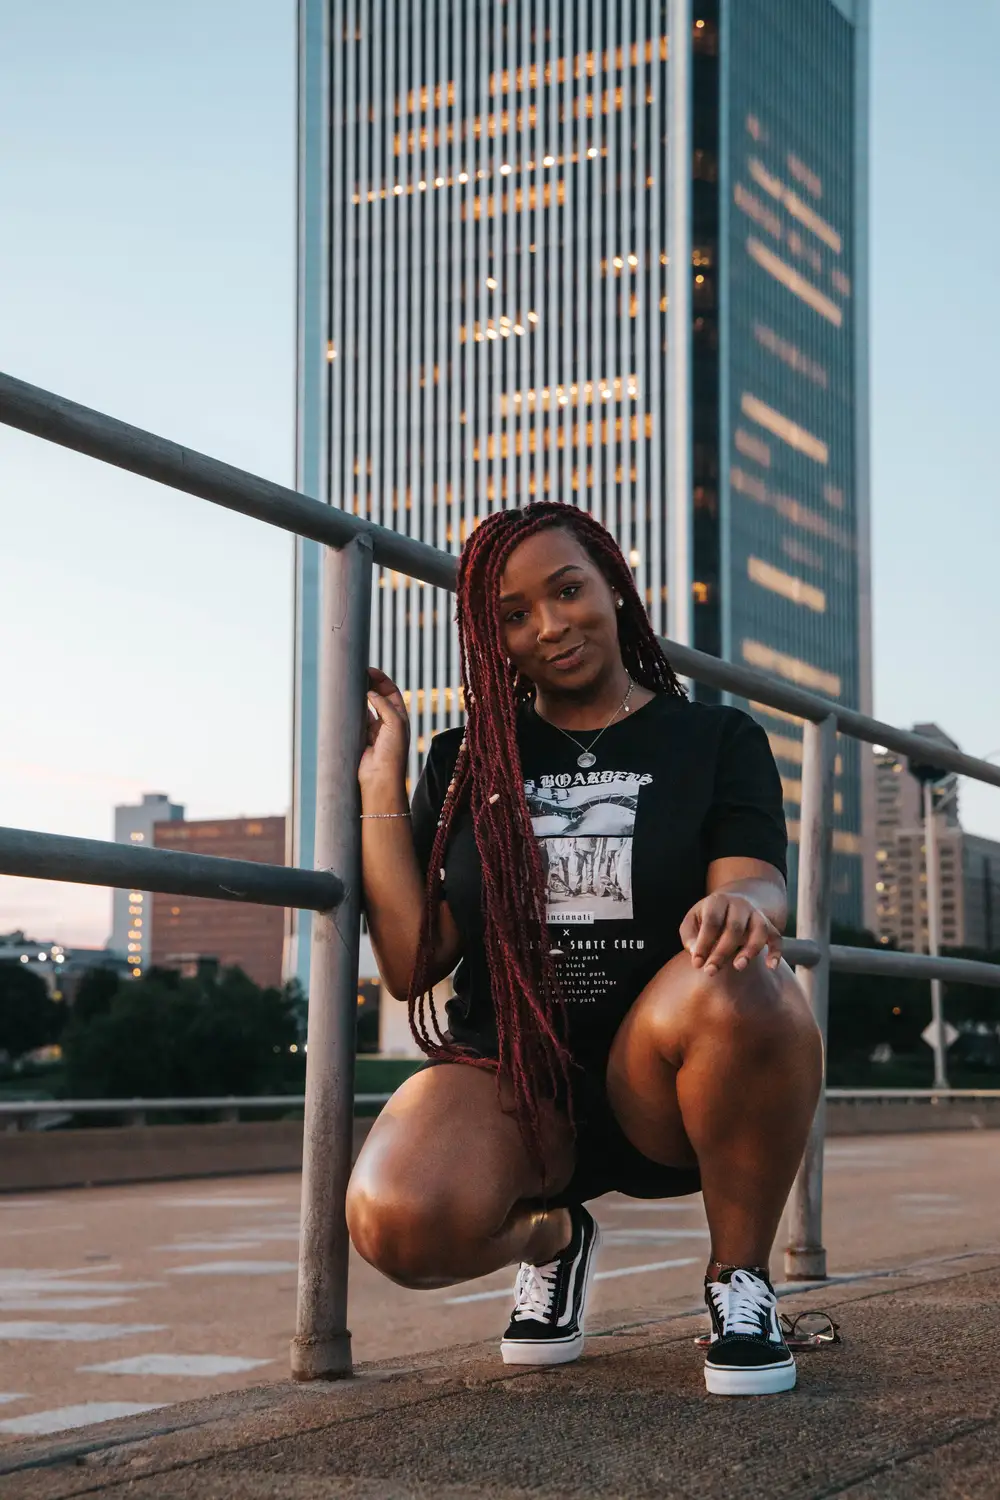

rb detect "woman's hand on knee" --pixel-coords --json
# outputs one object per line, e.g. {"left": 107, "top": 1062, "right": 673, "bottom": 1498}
{"left": 680, "top": 891, "right": 782, "bottom": 978}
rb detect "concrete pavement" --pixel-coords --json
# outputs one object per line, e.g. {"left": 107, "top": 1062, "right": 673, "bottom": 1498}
{"left": 3, "top": 1129, "right": 1000, "bottom": 1493}
{"left": 4, "top": 1249, "right": 1000, "bottom": 1498}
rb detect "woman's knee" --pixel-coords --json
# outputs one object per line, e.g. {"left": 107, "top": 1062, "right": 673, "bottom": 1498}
{"left": 638, "top": 953, "right": 819, "bottom": 1061}
{"left": 347, "top": 1175, "right": 439, "bottom": 1287}
{"left": 346, "top": 1170, "right": 496, "bottom": 1289}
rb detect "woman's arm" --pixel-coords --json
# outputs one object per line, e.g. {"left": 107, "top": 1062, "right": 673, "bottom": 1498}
{"left": 360, "top": 669, "right": 462, "bottom": 1000}
{"left": 679, "top": 856, "right": 787, "bottom": 977}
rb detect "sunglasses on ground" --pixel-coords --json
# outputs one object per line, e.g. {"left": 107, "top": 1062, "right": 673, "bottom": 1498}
{"left": 693, "top": 1310, "right": 841, "bottom": 1350}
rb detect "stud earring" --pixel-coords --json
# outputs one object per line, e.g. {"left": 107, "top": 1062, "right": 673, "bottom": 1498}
{"left": 615, "top": 597, "right": 623, "bottom": 609}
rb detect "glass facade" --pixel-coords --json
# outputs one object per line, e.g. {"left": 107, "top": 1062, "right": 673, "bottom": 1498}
{"left": 318, "top": 1, "right": 673, "bottom": 795}
{"left": 720, "top": 0, "right": 865, "bottom": 922}
{"left": 292, "top": 0, "right": 869, "bottom": 985}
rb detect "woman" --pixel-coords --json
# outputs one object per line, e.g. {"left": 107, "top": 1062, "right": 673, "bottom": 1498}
{"left": 348, "top": 501, "right": 822, "bottom": 1397}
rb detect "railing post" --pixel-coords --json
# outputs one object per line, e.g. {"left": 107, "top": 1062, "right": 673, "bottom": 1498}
{"left": 290, "top": 533, "right": 373, "bottom": 1381}
{"left": 784, "top": 712, "right": 837, "bottom": 1281}
{"left": 923, "top": 779, "right": 949, "bottom": 1089}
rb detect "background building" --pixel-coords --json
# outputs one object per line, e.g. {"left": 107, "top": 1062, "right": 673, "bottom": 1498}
{"left": 110, "top": 792, "right": 184, "bottom": 978}
{"left": 0, "top": 932, "right": 132, "bottom": 1002}
{"left": 292, "top": 0, "right": 871, "bottom": 992}
{"left": 963, "top": 834, "right": 1000, "bottom": 952}
{"left": 873, "top": 731, "right": 1000, "bottom": 953}
{"left": 150, "top": 816, "right": 287, "bottom": 989}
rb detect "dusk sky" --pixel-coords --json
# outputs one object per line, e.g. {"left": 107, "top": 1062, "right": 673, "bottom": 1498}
{"left": 1, "top": 0, "right": 998, "bottom": 947}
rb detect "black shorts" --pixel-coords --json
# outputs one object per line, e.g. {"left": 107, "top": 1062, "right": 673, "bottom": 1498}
{"left": 423, "top": 1050, "right": 701, "bottom": 1209}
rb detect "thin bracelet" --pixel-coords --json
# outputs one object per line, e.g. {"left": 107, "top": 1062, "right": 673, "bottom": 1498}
{"left": 360, "top": 810, "right": 411, "bottom": 819}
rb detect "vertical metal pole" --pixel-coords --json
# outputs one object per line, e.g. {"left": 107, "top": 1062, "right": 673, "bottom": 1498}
{"left": 923, "top": 780, "right": 949, "bottom": 1089}
{"left": 290, "top": 533, "right": 373, "bottom": 1381}
{"left": 666, "top": 0, "right": 692, "bottom": 653}
{"left": 784, "top": 713, "right": 836, "bottom": 1281}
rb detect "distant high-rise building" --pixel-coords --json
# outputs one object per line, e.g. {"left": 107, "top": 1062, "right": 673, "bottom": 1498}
{"left": 110, "top": 793, "right": 184, "bottom": 977}
{"left": 873, "top": 729, "right": 1000, "bottom": 953}
{"left": 292, "top": 0, "right": 871, "bottom": 988}
{"left": 963, "top": 834, "right": 1000, "bottom": 953}
{"left": 150, "top": 816, "right": 287, "bottom": 989}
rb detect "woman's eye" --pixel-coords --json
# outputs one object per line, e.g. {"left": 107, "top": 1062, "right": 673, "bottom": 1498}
{"left": 560, "top": 584, "right": 582, "bottom": 599}
{"left": 506, "top": 609, "right": 528, "bottom": 624}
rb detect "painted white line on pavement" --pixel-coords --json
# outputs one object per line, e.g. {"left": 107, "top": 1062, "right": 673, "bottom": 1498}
{"left": 0, "top": 1266, "right": 120, "bottom": 1283}
{"left": 81, "top": 1354, "right": 275, "bottom": 1377}
{"left": 0, "top": 1322, "right": 167, "bottom": 1342}
{"left": 445, "top": 1258, "right": 699, "bottom": 1304}
{"left": 226, "top": 1229, "right": 300, "bottom": 1241}
{"left": 0, "top": 1225, "right": 84, "bottom": 1236}
{"left": 0, "top": 1402, "right": 169, "bottom": 1436}
{"left": 152, "top": 1242, "right": 265, "bottom": 1253}
{"left": 167, "top": 1261, "right": 298, "bottom": 1276}
{"left": 161, "top": 1197, "right": 290, "bottom": 1208}
{"left": 895, "top": 1193, "right": 959, "bottom": 1202}
{"left": 0, "top": 1395, "right": 28, "bottom": 1405}
{"left": 0, "top": 1297, "right": 132, "bottom": 1313}
{"left": 609, "top": 1203, "right": 703, "bottom": 1213}
{"left": 0, "top": 1279, "right": 161, "bottom": 1294}
{"left": 601, "top": 1228, "right": 710, "bottom": 1243}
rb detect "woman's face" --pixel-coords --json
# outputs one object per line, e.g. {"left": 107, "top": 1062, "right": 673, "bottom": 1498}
{"left": 497, "top": 527, "right": 622, "bottom": 695}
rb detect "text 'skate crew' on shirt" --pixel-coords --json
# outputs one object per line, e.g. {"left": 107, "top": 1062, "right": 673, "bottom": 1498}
{"left": 410, "top": 695, "right": 788, "bottom": 1065}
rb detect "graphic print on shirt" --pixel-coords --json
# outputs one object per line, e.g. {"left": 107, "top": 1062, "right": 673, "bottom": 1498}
{"left": 524, "top": 770, "right": 653, "bottom": 924}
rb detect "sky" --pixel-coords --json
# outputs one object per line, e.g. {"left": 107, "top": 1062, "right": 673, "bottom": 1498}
{"left": 1, "top": 0, "right": 998, "bottom": 948}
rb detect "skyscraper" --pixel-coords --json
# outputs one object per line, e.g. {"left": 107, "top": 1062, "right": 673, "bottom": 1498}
{"left": 291, "top": 0, "right": 871, "bottom": 989}
{"left": 110, "top": 792, "right": 184, "bottom": 977}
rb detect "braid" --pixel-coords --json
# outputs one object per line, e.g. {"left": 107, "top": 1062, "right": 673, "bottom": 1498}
{"left": 407, "top": 502, "right": 686, "bottom": 1164}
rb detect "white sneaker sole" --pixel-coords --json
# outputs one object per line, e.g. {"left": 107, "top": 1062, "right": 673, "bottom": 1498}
{"left": 500, "top": 1219, "right": 602, "bottom": 1368}
{"left": 704, "top": 1358, "right": 797, "bottom": 1396}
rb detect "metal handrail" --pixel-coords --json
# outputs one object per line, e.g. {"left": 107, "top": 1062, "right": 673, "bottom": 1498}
{"left": 0, "top": 825, "right": 343, "bottom": 910}
{"left": 2, "top": 367, "right": 999, "bottom": 1369}
{"left": 6, "top": 1087, "right": 1000, "bottom": 1118}
{"left": 0, "top": 1094, "right": 391, "bottom": 1118}
{"left": 828, "top": 945, "right": 1000, "bottom": 987}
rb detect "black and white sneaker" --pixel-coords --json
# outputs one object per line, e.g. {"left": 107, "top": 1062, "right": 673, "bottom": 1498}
{"left": 703, "top": 1267, "right": 796, "bottom": 1395}
{"left": 500, "top": 1204, "right": 601, "bottom": 1366}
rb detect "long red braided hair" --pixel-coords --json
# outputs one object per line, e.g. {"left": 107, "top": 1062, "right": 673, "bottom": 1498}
{"left": 407, "top": 502, "right": 687, "bottom": 1160}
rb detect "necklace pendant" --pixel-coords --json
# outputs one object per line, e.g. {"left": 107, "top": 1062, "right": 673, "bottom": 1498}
{"left": 576, "top": 750, "right": 597, "bottom": 769}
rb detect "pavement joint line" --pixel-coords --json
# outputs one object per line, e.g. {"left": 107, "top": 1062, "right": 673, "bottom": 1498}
{"left": 805, "top": 1415, "right": 999, "bottom": 1500}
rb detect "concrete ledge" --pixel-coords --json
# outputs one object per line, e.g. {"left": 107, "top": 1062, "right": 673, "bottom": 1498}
{"left": 0, "top": 1119, "right": 372, "bottom": 1194}
{"left": 826, "top": 1095, "right": 1000, "bottom": 1134}
{"left": 5, "top": 1250, "right": 1000, "bottom": 1498}
{"left": 4, "top": 1097, "right": 1000, "bottom": 1194}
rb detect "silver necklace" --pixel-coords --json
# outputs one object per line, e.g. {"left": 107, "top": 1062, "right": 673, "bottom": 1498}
{"left": 538, "top": 678, "right": 636, "bottom": 769}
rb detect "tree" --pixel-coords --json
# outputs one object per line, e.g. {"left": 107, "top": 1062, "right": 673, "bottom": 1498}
{"left": 0, "top": 963, "right": 66, "bottom": 1061}
{"left": 824, "top": 926, "right": 1000, "bottom": 1084}
{"left": 72, "top": 966, "right": 121, "bottom": 1024}
{"left": 62, "top": 965, "right": 304, "bottom": 1098}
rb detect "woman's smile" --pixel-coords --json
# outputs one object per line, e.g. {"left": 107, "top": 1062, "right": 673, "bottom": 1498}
{"left": 547, "top": 641, "right": 587, "bottom": 671}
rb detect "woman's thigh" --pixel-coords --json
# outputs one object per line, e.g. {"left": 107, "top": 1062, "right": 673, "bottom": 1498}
{"left": 347, "top": 1062, "right": 575, "bottom": 1244}
{"left": 604, "top": 950, "right": 811, "bottom": 1168}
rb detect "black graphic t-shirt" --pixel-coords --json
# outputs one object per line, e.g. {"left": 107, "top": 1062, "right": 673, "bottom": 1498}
{"left": 410, "top": 695, "right": 787, "bottom": 1067}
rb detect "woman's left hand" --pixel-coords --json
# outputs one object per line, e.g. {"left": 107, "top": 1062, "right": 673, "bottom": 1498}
{"left": 679, "top": 891, "right": 783, "bottom": 976}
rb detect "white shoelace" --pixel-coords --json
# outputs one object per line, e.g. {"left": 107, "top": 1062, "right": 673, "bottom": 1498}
{"left": 511, "top": 1260, "right": 560, "bottom": 1322}
{"left": 708, "top": 1269, "right": 776, "bottom": 1338}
